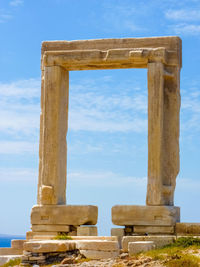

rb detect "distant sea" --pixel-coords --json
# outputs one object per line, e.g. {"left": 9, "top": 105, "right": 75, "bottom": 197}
{"left": 0, "top": 234, "right": 25, "bottom": 247}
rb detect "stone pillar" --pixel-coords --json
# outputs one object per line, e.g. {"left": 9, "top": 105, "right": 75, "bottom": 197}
{"left": 37, "top": 65, "right": 69, "bottom": 205}
{"left": 146, "top": 62, "right": 180, "bottom": 206}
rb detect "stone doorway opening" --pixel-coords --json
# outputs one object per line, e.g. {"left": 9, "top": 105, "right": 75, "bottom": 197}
{"left": 67, "top": 68, "right": 148, "bottom": 235}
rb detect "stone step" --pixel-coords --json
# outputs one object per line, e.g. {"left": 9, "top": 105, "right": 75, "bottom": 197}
{"left": 24, "top": 240, "right": 76, "bottom": 253}
{"left": 71, "top": 236, "right": 118, "bottom": 241}
{"left": 76, "top": 240, "right": 119, "bottom": 251}
{"left": 79, "top": 250, "right": 119, "bottom": 259}
{"left": 11, "top": 239, "right": 26, "bottom": 249}
{"left": 0, "top": 248, "right": 23, "bottom": 256}
{"left": 122, "top": 236, "right": 175, "bottom": 252}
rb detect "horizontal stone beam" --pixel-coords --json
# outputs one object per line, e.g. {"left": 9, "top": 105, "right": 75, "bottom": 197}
{"left": 42, "top": 47, "right": 178, "bottom": 71}
{"left": 31, "top": 205, "right": 98, "bottom": 226}
{"left": 41, "top": 37, "right": 182, "bottom": 67}
{"left": 112, "top": 205, "right": 180, "bottom": 226}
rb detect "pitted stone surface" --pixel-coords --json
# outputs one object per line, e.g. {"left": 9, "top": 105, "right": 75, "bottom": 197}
{"left": 24, "top": 240, "right": 76, "bottom": 253}
{"left": 112, "top": 205, "right": 180, "bottom": 226}
{"left": 79, "top": 250, "right": 119, "bottom": 259}
{"left": 76, "top": 240, "right": 119, "bottom": 251}
{"left": 31, "top": 205, "right": 98, "bottom": 225}
{"left": 77, "top": 226, "right": 97, "bottom": 236}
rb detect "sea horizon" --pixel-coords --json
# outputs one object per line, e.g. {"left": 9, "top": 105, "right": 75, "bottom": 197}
{"left": 0, "top": 234, "right": 25, "bottom": 248}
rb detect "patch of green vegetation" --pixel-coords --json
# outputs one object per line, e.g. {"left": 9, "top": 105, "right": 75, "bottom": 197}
{"left": 1, "top": 258, "right": 21, "bottom": 267}
{"left": 142, "top": 237, "right": 200, "bottom": 267}
{"left": 165, "top": 254, "right": 199, "bottom": 267}
{"left": 53, "top": 233, "right": 72, "bottom": 240}
{"left": 167, "top": 237, "right": 200, "bottom": 248}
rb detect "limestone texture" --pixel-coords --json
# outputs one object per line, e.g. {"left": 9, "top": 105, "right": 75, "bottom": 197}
{"left": 31, "top": 37, "right": 181, "bottom": 234}
{"left": 122, "top": 236, "right": 175, "bottom": 252}
{"left": 112, "top": 205, "right": 180, "bottom": 226}
{"left": 134, "top": 226, "right": 175, "bottom": 234}
{"left": 32, "top": 224, "right": 70, "bottom": 232}
{"left": 24, "top": 240, "right": 76, "bottom": 253}
{"left": 77, "top": 226, "right": 98, "bottom": 236}
{"left": 76, "top": 240, "right": 119, "bottom": 251}
{"left": 11, "top": 239, "right": 25, "bottom": 249}
{"left": 79, "top": 250, "right": 119, "bottom": 260}
{"left": 31, "top": 205, "right": 98, "bottom": 225}
{"left": 111, "top": 228, "right": 125, "bottom": 237}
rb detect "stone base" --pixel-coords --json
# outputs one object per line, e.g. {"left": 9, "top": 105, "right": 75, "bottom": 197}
{"left": 133, "top": 226, "right": 175, "bottom": 235}
{"left": 111, "top": 228, "right": 125, "bottom": 237}
{"left": 32, "top": 224, "right": 70, "bottom": 232}
{"left": 77, "top": 226, "right": 98, "bottom": 236}
{"left": 112, "top": 205, "right": 180, "bottom": 226}
{"left": 79, "top": 250, "right": 119, "bottom": 259}
{"left": 22, "top": 239, "right": 120, "bottom": 264}
{"left": 31, "top": 205, "right": 98, "bottom": 226}
{"left": 122, "top": 236, "right": 175, "bottom": 252}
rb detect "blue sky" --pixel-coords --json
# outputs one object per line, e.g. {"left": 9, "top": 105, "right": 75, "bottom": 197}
{"left": 0, "top": 0, "right": 200, "bottom": 236}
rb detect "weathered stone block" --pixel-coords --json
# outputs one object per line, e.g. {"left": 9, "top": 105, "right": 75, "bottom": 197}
{"left": 27, "top": 231, "right": 59, "bottom": 240}
{"left": 79, "top": 250, "right": 119, "bottom": 259}
{"left": 77, "top": 226, "right": 97, "bottom": 236}
{"left": 31, "top": 205, "right": 98, "bottom": 225}
{"left": 11, "top": 239, "right": 25, "bottom": 249}
{"left": 176, "top": 223, "right": 200, "bottom": 235}
{"left": 24, "top": 240, "right": 76, "bottom": 253}
{"left": 134, "top": 226, "right": 175, "bottom": 234}
{"left": 32, "top": 224, "right": 70, "bottom": 232}
{"left": 112, "top": 205, "right": 180, "bottom": 226}
{"left": 0, "top": 247, "right": 23, "bottom": 256}
{"left": 76, "top": 240, "right": 119, "bottom": 251}
{"left": 111, "top": 228, "right": 125, "bottom": 237}
{"left": 71, "top": 236, "right": 118, "bottom": 241}
{"left": 128, "top": 241, "right": 155, "bottom": 255}
{"left": 122, "top": 236, "right": 175, "bottom": 252}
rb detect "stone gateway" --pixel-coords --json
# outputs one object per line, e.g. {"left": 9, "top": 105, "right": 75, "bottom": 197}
{"left": 30, "top": 37, "right": 182, "bottom": 236}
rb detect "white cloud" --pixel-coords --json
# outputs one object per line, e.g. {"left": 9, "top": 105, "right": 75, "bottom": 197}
{"left": 0, "top": 141, "right": 38, "bottom": 155}
{"left": 165, "top": 9, "right": 200, "bottom": 21}
{"left": 165, "top": 8, "right": 200, "bottom": 36}
{"left": 181, "top": 83, "right": 200, "bottom": 134}
{"left": 0, "top": 10, "right": 12, "bottom": 23}
{"left": 102, "top": 3, "right": 143, "bottom": 33}
{"left": 0, "top": 79, "right": 40, "bottom": 137}
{"left": 10, "top": 0, "right": 23, "bottom": 7}
{"left": 69, "top": 170, "right": 147, "bottom": 187}
{"left": 0, "top": 77, "right": 147, "bottom": 136}
{"left": 172, "top": 23, "right": 200, "bottom": 35}
{"left": 0, "top": 168, "right": 37, "bottom": 182}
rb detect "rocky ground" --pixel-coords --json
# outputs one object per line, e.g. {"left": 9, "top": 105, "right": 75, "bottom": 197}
{"left": 49, "top": 253, "right": 164, "bottom": 267}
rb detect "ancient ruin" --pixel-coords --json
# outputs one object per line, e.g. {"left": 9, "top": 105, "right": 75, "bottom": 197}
{"left": 3, "top": 37, "right": 194, "bottom": 265}
{"left": 29, "top": 37, "right": 182, "bottom": 238}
